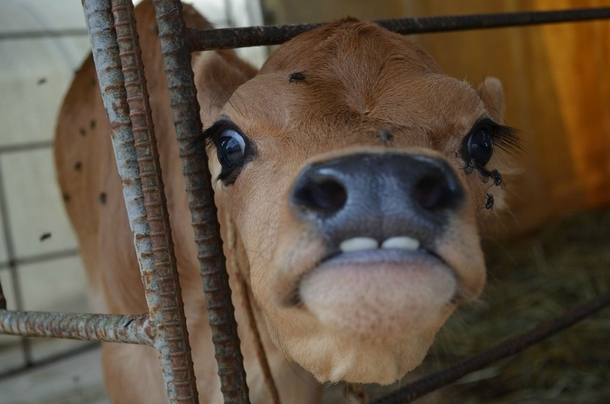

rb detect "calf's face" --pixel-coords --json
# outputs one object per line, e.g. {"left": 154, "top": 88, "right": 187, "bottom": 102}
{"left": 196, "top": 20, "right": 516, "bottom": 384}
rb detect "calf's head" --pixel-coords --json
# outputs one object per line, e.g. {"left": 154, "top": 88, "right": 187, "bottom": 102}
{"left": 194, "top": 19, "right": 516, "bottom": 385}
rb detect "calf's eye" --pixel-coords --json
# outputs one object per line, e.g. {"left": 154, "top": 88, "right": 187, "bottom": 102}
{"left": 466, "top": 127, "right": 494, "bottom": 166}
{"left": 218, "top": 129, "right": 247, "bottom": 169}
{"left": 204, "top": 119, "right": 254, "bottom": 185}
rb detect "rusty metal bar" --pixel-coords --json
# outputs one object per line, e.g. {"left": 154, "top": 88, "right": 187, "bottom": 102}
{"left": 83, "top": 1, "right": 198, "bottom": 402}
{"left": 370, "top": 290, "right": 610, "bottom": 404}
{"left": 0, "top": 311, "right": 152, "bottom": 344}
{"left": 111, "top": 0, "right": 200, "bottom": 402}
{"left": 187, "top": 7, "right": 610, "bottom": 50}
{"left": 151, "top": 0, "right": 250, "bottom": 402}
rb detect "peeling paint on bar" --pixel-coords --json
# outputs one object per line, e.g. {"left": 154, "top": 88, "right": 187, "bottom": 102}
{"left": 0, "top": 311, "right": 152, "bottom": 344}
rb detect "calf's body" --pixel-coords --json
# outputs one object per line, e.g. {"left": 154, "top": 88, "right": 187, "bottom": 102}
{"left": 55, "top": 1, "right": 513, "bottom": 402}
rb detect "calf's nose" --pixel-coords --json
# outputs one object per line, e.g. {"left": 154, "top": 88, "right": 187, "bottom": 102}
{"left": 290, "top": 153, "right": 465, "bottom": 242}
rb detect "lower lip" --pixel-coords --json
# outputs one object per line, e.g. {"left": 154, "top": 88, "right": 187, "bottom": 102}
{"left": 298, "top": 247, "right": 458, "bottom": 340}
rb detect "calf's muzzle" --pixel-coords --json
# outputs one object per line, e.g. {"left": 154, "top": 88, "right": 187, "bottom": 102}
{"left": 290, "top": 152, "right": 465, "bottom": 246}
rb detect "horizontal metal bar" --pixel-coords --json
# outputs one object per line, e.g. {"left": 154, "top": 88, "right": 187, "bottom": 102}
{"left": 0, "top": 141, "right": 54, "bottom": 155}
{"left": 188, "top": 7, "right": 610, "bottom": 50}
{"left": 0, "top": 311, "right": 153, "bottom": 345}
{"left": 370, "top": 290, "right": 610, "bottom": 404}
{"left": 0, "top": 249, "right": 80, "bottom": 272}
{"left": 0, "top": 29, "right": 90, "bottom": 41}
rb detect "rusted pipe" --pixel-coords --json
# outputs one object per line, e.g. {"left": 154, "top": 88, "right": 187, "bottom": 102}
{"left": 370, "top": 290, "right": 610, "bottom": 404}
{"left": 83, "top": 0, "right": 198, "bottom": 402}
{"left": 187, "top": 7, "right": 610, "bottom": 50}
{"left": 152, "top": 0, "right": 249, "bottom": 402}
{"left": 0, "top": 311, "right": 152, "bottom": 344}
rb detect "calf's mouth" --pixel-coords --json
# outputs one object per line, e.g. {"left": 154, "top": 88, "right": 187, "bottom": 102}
{"left": 262, "top": 150, "right": 486, "bottom": 384}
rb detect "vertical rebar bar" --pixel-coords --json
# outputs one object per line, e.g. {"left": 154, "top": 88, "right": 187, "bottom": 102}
{"left": 111, "top": 0, "right": 199, "bottom": 402}
{"left": 151, "top": 0, "right": 250, "bottom": 402}
{"left": 82, "top": 0, "right": 198, "bottom": 402}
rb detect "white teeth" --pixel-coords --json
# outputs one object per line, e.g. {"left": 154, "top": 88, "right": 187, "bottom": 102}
{"left": 381, "top": 236, "right": 420, "bottom": 251}
{"left": 339, "top": 237, "right": 379, "bottom": 252}
{"left": 339, "top": 236, "right": 421, "bottom": 252}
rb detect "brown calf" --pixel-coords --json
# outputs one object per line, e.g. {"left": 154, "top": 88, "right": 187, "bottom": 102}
{"left": 55, "top": 1, "right": 514, "bottom": 402}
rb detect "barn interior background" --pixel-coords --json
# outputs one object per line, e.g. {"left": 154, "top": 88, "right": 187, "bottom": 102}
{"left": 0, "top": 0, "right": 608, "bottom": 403}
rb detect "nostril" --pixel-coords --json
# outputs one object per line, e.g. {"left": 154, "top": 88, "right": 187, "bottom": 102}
{"left": 413, "top": 170, "right": 457, "bottom": 211}
{"left": 292, "top": 175, "right": 347, "bottom": 216}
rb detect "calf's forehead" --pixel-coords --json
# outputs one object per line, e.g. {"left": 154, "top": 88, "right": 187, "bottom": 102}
{"left": 223, "top": 20, "right": 485, "bottom": 148}
{"left": 259, "top": 19, "right": 442, "bottom": 76}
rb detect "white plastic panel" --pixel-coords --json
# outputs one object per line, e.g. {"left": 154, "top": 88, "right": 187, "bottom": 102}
{"left": 0, "top": 149, "right": 78, "bottom": 258}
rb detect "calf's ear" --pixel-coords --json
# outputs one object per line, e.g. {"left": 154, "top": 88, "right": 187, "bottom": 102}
{"left": 192, "top": 50, "right": 258, "bottom": 125}
{"left": 477, "top": 77, "right": 505, "bottom": 124}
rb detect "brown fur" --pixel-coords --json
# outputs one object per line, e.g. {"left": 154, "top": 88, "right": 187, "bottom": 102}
{"left": 55, "top": 1, "right": 508, "bottom": 402}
